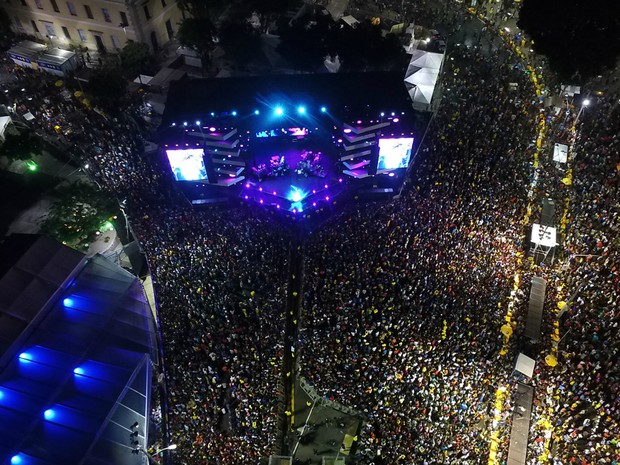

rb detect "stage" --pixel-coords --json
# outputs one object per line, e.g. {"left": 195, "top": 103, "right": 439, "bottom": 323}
{"left": 158, "top": 72, "right": 434, "bottom": 219}
{"left": 241, "top": 130, "right": 344, "bottom": 212}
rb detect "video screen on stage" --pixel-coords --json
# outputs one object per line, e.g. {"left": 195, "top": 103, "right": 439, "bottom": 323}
{"left": 256, "top": 128, "right": 309, "bottom": 138}
{"left": 376, "top": 137, "right": 414, "bottom": 170}
{"left": 166, "top": 149, "right": 208, "bottom": 181}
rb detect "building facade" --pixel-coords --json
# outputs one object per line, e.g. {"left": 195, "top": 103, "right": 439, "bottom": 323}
{"left": 4, "top": 0, "right": 184, "bottom": 53}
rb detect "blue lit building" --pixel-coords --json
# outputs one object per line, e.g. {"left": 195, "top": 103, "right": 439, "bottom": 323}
{"left": 0, "top": 235, "right": 159, "bottom": 465}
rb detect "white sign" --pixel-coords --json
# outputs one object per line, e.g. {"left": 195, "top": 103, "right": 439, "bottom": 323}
{"left": 531, "top": 224, "right": 557, "bottom": 248}
{"left": 553, "top": 143, "right": 568, "bottom": 163}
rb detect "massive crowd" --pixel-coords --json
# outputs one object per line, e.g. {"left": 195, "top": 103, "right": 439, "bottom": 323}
{"left": 0, "top": 2, "right": 618, "bottom": 464}
{"left": 300, "top": 36, "right": 538, "bottom": 464}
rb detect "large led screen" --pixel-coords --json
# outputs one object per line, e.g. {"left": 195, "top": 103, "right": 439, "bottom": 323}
{"left": 377, "top": 137, "right": 414, "bottom": 171}
{"left": 166, "top": 149, "right": 208, "bottom": 181}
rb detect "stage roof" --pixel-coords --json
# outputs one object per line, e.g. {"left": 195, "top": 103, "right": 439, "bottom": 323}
{"left": 0, "top": 235, "right": 157, "bottom": 465}
{"left": 163, "top": 72, "right": 415, "bottom": 126}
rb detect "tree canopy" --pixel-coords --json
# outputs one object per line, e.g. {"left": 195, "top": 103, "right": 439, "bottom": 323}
{"left": 0, "top": 131, "right": 44, "bottom": 161}
{"left": 218, "top": 17, "right": 262, "bottom": 64}
{"left": 278, "top": 15, "right": 405, "bottom": 72}
{"left": 87, "top": 65, "right": 127, "bottom": 109}
{"left": 41, "top": 181, "right": 118, "bottom": 246}
{"left": 177, "top": 16, "right": 217, "bottom": 62}
{"left": 517, "top": 0, "right": 620, "bottom": 81}
{"left": 119, "top": 40, "right": 155, "bottom": 78}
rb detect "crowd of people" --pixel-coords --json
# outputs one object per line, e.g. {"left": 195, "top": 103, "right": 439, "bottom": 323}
{"left": 131, "top": 205, "right": 291, "bottom": 464}
{"left": 526, "top": 76, "right": 620, "bottom": 464}
{"left": 0, "top": 1, "right": 618, "bottom": 464}
{"left": 300, "top": 32, "right": 539, "bottom": 464}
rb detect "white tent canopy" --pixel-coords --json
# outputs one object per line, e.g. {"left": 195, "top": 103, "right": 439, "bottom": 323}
{"left": 405, "top": 67, "right": 440, "bottom": 104}
{"left": 404, "top": 50, "right": 444, "bottom": 109}
{"left": 514, "top": 353, "right": 536, "bottom": 379}
{"left": 407, "top": 50, "right": 444, "bottom": 70}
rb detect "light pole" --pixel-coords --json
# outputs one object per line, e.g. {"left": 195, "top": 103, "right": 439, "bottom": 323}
{"left": 575, "top": 97, "right": 590, "bottom": 126}
{"left": 137, "top": 444, "right": 177, "bottom": 464}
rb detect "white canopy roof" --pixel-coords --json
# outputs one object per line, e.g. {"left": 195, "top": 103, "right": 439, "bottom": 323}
{"left": 0, "top": 116, "right": 11, "bottom": 139}
{"left": 407, "top": 49, "right": 444, "bottom": 70}
{"left": 515, "top": 353, "right": 536, "bottom": 378}
{"left": 404, "top": 50, "right": 444, "bottom": 107}
{"left": 405, "top": 67, "right": 440, "bottom": 104}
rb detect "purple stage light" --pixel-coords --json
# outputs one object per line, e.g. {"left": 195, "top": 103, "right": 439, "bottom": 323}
{"left": 393, "top": 118, "right": 400, "bottom": 123}
{"left": 337, "top": 139, "right": 343, "bottom": 143}
{"left": 245, "top": 183, "right": 250, "bottom": 188}
{"left": 389, "top": 172, "right": 396, "bottom": 177}
{"left": 209, "top": 127, "right": 216, "bottom": 132}
{"left": 273, "top": 191, "right": 277, "bottom": 195}
{"left": 326, "top": 196, "right": 330, "bottom": 201}
{"left": 324, "top": 184, "right": 328, "bottom": 189}
{"left": 312, "top": 202, "right": 317, "bottom": 207}
{"left": 292, "top": 209, "right": 297, "bottom": 213}
{"left": 276, "top": 204, "right": 280, "bottom": 209}
{"left": 356, "top": 120, "right": 362, "bottom": 124}
{"left": 259, "top": 187, "right": 263, "bottom": 192}
{"left": 338, "top": 178, "right": 343, "bottom": 182}
{"left": 259, "top": 199, "right": 263, "bottom": 204}
{"left": 343, "top": 128, "right": 352, "bottom": 134}
{"left": 312, "top": 190, "right": 316, "bottom": 194}
{"left": 244, "top": 195, "right": 249, "bottom": 199}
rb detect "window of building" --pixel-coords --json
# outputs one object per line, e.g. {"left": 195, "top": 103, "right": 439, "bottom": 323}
{"left": 44, "top": 22, "right": 55, "bottom": 36}
{"left": 119, "top": 11, "right": 128, "bottom": 26}
{"left": 161, "top": 0, "right": 166, "bottom": 7}
{"left": 49, "top": 0, "right": 59, "bottom": 12}
{"left": 61, "top": 25, "right": 70, "bottom": 39}
{"left": 165, "top": 19, "right": 173, "bottom": 40}
{"left": 111, "top": 34, "right": 120, "bottom": 49}
{"left": 143, "top": 5, "right": 150, "bottom": 20}
{"left": 101, "top": 7, "right": 110, "bottom": 22}
{"left": 31, "top": 19, "right": 39, "bottom": 32}
{"left": 66, "top": 1, "right": 76, "bottom": 15}
{"left": 77, "top": 28, "right": 87, "bottom": 41}
{"left": 83, "top": 4, "right": 92, "bottom": 18}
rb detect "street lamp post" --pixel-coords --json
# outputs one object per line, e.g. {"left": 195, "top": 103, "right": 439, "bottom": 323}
{"left": 575, "top": 97, "right": 590, "bottom": 126}
{"left": 137, "top": 444, "right": 177, "bottom": 464}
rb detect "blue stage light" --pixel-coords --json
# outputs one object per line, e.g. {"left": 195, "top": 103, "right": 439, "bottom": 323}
{"left": 254, "top": 109, "right": 260, "bottom": 115}
{"left": 289, "top": 188, "right": 303, "bottom": 203}
{"left": 195, "top": 120, "right": 201, "bottom": 126}
{"left": 171, "top": 122, "right": 176, "bottom": 126}
{"left": 210, "top": 112, "right": 215, "bottom": 116}
{"left": 63, "top": 297, "right": 74, "bottom": 307}
{"left": 73, "top": 367, "right": 84, "bottom": 375}
{"left": 320, "top": 106, "right": 327, "bottom": 113}
{"left": 0, "top": 389, "right": 4, "bottom": 400}
{"left": 297, "top": 105, "right": 306, "bottom": 114}
{"left": 18, "top": 352, "right": 32, "bottom": 362}
{"left": 275, "top": 107, "right": 284, "bottom": 116}
{"left": 44, "top": 408, "right": 56, "bottom": 420}
{"left": 11, "top": 455, "right": 22, "bottom": 465}
{"left": 183, "top": 122, "right": 188, "bottom": 126}
{"left": 380, "top": 112, "right": 385, "bottom": 116}
{"left": 232, "top": 111, "right": 237, "bottom": 116}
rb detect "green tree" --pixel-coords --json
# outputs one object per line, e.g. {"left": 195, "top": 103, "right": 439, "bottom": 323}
{"left": 277, "top": 14, "right": 334, "bottom": 70}
{"left": 518, "top": 0, "right": 620, "bottom": 81}
{"left": 218, "top": 17, "right": 262, "bottom": 64}
{"left": 87, "top": 65, "right": 127, "bottom": 109}
{"left": 177, "top": 16, "right": 217, "bottom": 67}
{"left": 119, "top": 40, "right": 155, "bottom": 78}
{"left": 41, "top": 181, "right": 118, "bottom": 246}
{"left": 0, "top": 131, "right": 44, "bottom": 161}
